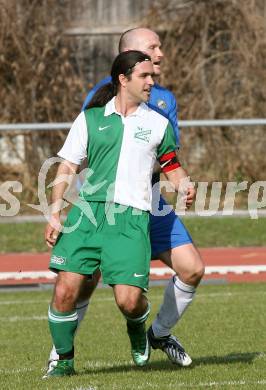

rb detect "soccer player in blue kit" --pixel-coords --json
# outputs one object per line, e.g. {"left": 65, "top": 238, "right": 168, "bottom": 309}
{"left": 47, "top": 27, "right": 204, "bottom": 369}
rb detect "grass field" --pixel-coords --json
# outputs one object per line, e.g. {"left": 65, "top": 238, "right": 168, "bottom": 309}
{"left": 0, "top": 283, "right": 265, "bottom": 389}
{"left": 1, "top": 217, "right": 266, "bottom": 253}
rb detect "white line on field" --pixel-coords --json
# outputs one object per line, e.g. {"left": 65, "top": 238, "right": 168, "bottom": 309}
{"left": 173, "top": 379, "right": 266, "bottom": 388}
{"left": 0, "top": 364, "right": 265, "bottom": 389}
{"left": 0, "top": 367, "right": 35, "bottom": 374}
{"left": 0, "top": 290, "right": 266, "bottom": 306}
{"left": 0, "top": 315, "right": 47, "bottom": 322}
{"left": 197, "top": 291, "right": 266, "bottom": 298}
{"left": 0, "top": 299, "right": 50, "bottom": 305}
{"left": 113, "top": 379, "right": 266, "bottom": 389}
{"left": 0, "top": 271, "right": 56, "bottom": 280}
{"left": 1, "top": 264, "right": 266, "bottom": 282}
{"left": 151, "top": 265, "right": 266, "bottom": 276}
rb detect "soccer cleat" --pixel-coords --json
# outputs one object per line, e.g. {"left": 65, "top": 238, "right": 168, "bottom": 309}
{"left": 147, "top": 326, "right": 192, "bottom": 366}
{"left": 42, "top": 358, "right": 75, "bottom": 378}
{"left": 127, "top": 322, "right": 151, "bottom": 367}
{"left": 45, "top": 359, "right": 58, "bottom": 377}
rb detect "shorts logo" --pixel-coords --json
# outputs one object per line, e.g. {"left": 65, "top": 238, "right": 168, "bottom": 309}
{"left": 157, "top": 99, "right": 167, "bottom": 109}
{"left": 133, "top": 273, "right": 144, "bottom": 278}
{"left": 51, "top": 255, "right": 67, "bottom": 265}
{"left": 134, "top": 127, "right": 152, "bottom": 143}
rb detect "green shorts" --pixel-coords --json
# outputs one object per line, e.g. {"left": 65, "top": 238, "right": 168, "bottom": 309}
{"left": 50, "top": 201, "right": 151, "bottom": 290}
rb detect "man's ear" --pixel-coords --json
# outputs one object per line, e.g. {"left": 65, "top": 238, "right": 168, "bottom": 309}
{"left": 119, "top": 73, "right": 128, "bottom": 87}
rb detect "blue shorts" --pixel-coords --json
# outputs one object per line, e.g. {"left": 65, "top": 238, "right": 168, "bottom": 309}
{"left": 150, "top": 196, "right": 193, "bottom": 257}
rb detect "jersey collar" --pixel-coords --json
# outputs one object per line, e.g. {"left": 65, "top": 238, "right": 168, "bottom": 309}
{"left": 104, "top": 96, "right": 149, "bottom": 118}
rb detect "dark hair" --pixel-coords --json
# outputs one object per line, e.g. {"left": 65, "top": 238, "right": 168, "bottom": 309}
{"left": 86, "top": 50, "right": 151, "bottom": 109}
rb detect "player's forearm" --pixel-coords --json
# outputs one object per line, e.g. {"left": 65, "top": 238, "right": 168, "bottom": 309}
{"left": 50, "top": 160, "right": 79, "bottom": 218}
{"left": 164, "top": 166, "right": 190, "bottom": 192}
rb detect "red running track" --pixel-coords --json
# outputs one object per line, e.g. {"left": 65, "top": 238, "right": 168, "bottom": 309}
{"left": 0, "top": 247, "right": 266, "bottom": 285}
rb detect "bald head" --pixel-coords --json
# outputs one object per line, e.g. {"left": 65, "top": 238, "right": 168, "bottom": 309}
{"left": 118, "top": 27, "right": 163, "bottom": 75}
{"left": 118, "top": 28, "right": 156, "bottom": 52}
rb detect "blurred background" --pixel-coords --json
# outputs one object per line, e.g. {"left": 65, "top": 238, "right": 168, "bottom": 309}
{"left": 0, "top": 0, "right": 266, "bottom": 209}
{"left": 0, "top": 4, "right": 266, "bottom": 386}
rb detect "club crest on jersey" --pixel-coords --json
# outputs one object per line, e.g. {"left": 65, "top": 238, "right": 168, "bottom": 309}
{"left": 157, "top": 99, "right": 167, "bottom": 109}
{"left": 134, "top": 127, "right": 152, "bottom": 143}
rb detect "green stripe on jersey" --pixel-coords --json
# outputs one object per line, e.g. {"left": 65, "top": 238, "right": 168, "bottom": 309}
{"left": 81, "top": 107, "right": 124, "bottom": 201}
{"left": 157, "top": 122, "right": 177, "bottom": 157}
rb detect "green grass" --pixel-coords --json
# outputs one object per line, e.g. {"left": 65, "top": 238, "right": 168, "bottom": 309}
{"left": 0, "top": 217, "right": 266, "bottom": 253}
{"left": 0, "top": 223, "right": 46, "bottom": 253}
{"left": 183, "top": 217, "right": 266, "bottom": 247}
{"left": 0, "top": 283, "right": 265, "bottom": 389}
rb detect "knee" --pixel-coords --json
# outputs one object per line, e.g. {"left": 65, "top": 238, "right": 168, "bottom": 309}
{"left": 53, "top": 282, "right": 76, "bottom": 311}
{"left": 191, "top": 263, "right": 205, "bottom": 285}
{"left": 115, "top": 291, "right": 142, "bottom": 317}
{"left": 177, "top": 256, "right": 205, "bottom": 287}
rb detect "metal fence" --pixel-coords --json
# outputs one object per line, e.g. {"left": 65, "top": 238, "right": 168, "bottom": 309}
{"left": 1, "top": 118, "right": 266, "bottom": 132}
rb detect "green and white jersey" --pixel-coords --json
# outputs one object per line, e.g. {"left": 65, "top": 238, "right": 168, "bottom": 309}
{"left": 58, "top": 97, "right": 177, "bottom": 211}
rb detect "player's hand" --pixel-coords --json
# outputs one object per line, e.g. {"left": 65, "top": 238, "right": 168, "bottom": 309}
{"left": 185, "top": 183, "right": 196, "bottom": 208}
{"left": 177, "top": 177, "right": 195, "bottom": 210}
{"left": 45, "top": 216, "right": 62, "bottom": 248}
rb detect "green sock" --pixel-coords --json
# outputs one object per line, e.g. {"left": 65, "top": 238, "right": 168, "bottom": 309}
{"left": 48, "top": 306, "right": 78, "bottom": 356}
{"left": 125, "top": 303, "right": 150, "bottom": 328}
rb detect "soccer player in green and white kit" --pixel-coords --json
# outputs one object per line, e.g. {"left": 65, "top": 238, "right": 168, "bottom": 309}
{"left": 43, "top": 50, "right": 185, "bottom": 378}
{"left": 47, "top": 28, "right": 203, "bottom": 371}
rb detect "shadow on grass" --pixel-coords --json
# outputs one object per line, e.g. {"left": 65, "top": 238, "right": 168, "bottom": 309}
{"left": 192, "top": 351, "right": 261, "bottom": 366}
{"left": 81, "top": 351, "right": 261, "bottom": 375}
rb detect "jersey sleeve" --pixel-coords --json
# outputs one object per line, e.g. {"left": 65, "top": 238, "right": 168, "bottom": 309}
{"left": 57, "top": 112, "right": 88, "bottom": 165}
{"left": 167, "top": 93, "right": 180, "bottom": 148}
{"left": 82, "top": 76, "right": 112, "bottom": 111}
{"left": 149, "top": 85, "right": 180, "bottom": 148}
{"left": 157, "top": 122, "right": 181, "bottom": 173}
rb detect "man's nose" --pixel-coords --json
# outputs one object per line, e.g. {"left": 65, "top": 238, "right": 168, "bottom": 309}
{"left": 148, "top": 75, "right": 154, "bottom": 86}
{"left": 156, "top": 47, "right": 164, "bottom": 58}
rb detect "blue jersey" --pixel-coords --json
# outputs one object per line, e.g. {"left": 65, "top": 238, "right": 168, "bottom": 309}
{"left": 82, "top": 76, "right": 179, "bottom": 147}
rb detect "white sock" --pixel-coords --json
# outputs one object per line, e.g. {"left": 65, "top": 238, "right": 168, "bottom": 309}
{"left": 48, "top": 299, "right": 90, "bottom": 361}
{"left": 152, "top": 275, "right": 195, "bottom": 338}
{"left": 76, "top": 298, "right": 90, "bottom": 325}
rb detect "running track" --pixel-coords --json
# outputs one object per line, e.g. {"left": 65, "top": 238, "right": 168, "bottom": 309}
{"left": 1, "top": 247, "right": 266, "bottom": 286}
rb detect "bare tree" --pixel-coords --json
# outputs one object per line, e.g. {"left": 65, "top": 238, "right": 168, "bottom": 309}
{"left": 0, "top": 0, "right": 86, "bottom": 202}
{"left": 145, "top": 0, "right": 266, "bottom": 181}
